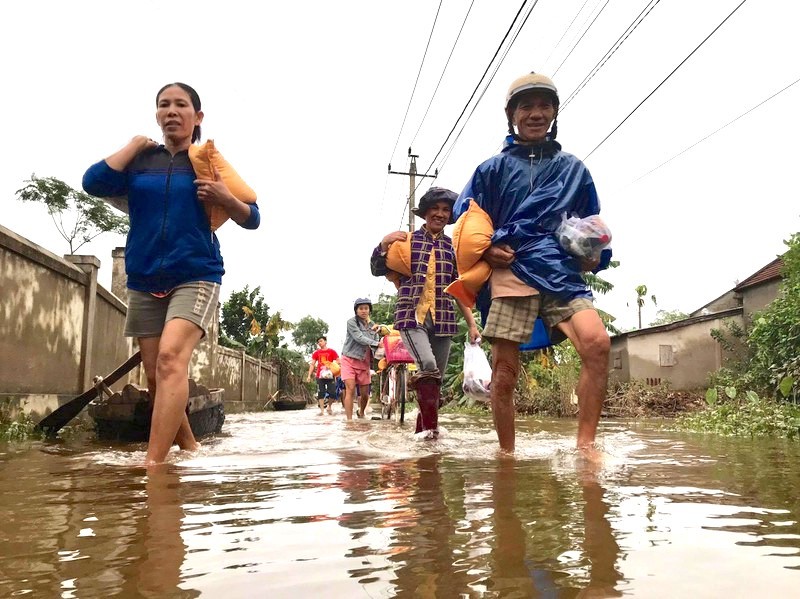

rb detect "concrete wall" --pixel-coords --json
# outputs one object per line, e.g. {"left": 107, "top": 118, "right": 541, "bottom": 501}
{"left": 609, "top": 309, "right": 744, "bottom": 391}
{"left": 742, "top": 280, "right": 781, "bottom": 319}
{"left": 0, "top": 224, "right": 278, "bottom": 421}
{"left": 690, "top": 290, "right": 741, "bottom": 317}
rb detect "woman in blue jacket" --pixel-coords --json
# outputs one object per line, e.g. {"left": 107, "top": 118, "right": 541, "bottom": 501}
{"left": 83, "top": 82, "right": 260, "bottom": 466}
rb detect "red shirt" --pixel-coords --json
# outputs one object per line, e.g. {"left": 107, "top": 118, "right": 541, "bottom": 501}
{"left": 311, "top": 348, "right": 339, "bottom": 378}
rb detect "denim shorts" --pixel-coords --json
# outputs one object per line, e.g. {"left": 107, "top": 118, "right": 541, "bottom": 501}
{"left": 124, "top": 281, "right": 220, "bottom": 338}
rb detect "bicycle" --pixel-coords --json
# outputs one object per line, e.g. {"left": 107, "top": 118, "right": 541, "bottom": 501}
{"left": 375, "top": 332, "right": 416, "bottom": 423}
{"left": 379, "top": 362, "right": 409, "bottom": 422}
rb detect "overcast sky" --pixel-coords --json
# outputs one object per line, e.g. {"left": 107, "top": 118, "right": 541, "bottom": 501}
{"left": 2, "top": 0, "right": 798, "bottom": 353}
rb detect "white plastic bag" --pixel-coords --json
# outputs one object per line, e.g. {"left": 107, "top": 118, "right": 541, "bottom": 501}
{"left": 462, "top": 341, "right": 492, "bottom": 403}
{"left": 555, "top": 213, "right": 612, "bottom": 260}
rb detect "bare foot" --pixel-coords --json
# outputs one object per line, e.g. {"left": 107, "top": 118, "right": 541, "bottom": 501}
{"left": 577, "top": 444, "right": 603, "bottom": 464}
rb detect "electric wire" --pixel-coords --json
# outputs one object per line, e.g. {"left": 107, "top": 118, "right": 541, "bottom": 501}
{"left": 435, "top": 0, "right": 540, "bottom": 179}
{"left": 631, "top": 74, "right": 800, "bottom": 184}
{"left": 583, "top": 0, "right": 749, "bottom": 161}
{"left": 386, "top": 0, "right": 444, "bottom": 165}
{"left": 409, "top": 0, "right": 476, "bottom": 149}
{"left": 560, "top": 0, "right": 661, "bottom": 113}
{"left": 552, "top": 0, "right": 611, "bottom": 77}
{"left": 541, "top": 0, "right": 592, "bottom": 71}
{"left": 393, "top": 0, "right": 533, "bottom": 224}
{"left": 418, "top": 0, "right": 531, "bottom": 179}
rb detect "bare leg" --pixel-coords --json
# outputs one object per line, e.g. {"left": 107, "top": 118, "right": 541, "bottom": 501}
{"left": 556, "top": 309, "right": 610, "bottom": 451}
{"left": 343, "top": 379, "right": 356, "bottom": 420}
{"left": 145, "top": 318, "right": 203, "bottom": 465}
{"left": 491, "top": 339, "right": 521, "bottom": 453}
{"left": 357, "top": 384, "right": 370, "bottom": 418}
{"left": 138, "top": 336, "right": 196, "bottom": 449}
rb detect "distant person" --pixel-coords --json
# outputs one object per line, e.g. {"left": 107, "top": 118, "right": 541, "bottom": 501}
{"left": 82, "top": 82, "right": 260, "bottom": 465}
{"left": 454, "top": 72, "right": 611, "bottom": 455}
{"left": 306, "top": 336, "right": 339, "bottom": 415}
{"left": 340, "top": 298, "right": 384, "bottom": 420}
{"left": 371, "top": 187, "right": 479, "bottom": 438}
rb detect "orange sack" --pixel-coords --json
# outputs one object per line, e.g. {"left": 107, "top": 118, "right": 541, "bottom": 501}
{"left": 188, "top": 140, "right": 257, "bottom": 231}
{"left": 445, "top": 199, "right": 494, "bottom": 308}
{"left": 383, "top": 236, "right": 413, "bottom": 287}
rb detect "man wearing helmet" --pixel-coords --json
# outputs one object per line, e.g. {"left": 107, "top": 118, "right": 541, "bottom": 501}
{"left": 371, "top": 187, "right": 480, "bottom": 438}
{"left": 453, "top": 72, "right": 612, "bottom": 456}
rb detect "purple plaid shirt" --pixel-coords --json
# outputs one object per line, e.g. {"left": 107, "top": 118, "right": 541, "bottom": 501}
{"left": 373, "top": 227, "right": 458, "bottom": 336}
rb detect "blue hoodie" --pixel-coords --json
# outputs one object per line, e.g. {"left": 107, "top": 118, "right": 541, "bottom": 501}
{"left": 83, "top": 146, "right": 260, "bottom": 292}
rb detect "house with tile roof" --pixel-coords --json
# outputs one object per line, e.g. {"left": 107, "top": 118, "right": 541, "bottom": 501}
{"left": 608, "top": 256, "right": 785, "bottom": 391}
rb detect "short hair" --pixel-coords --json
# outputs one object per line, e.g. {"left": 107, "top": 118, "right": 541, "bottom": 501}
{"left": 318, "top": 336, "right": 327, "bottom": 342}
{"left": 156, "top": 82, "right": 202, "bottom": 143}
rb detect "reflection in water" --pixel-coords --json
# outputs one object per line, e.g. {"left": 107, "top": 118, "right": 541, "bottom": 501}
{"left": 1, "top": 412, "right": 800, "bottom": 597}
{"left": 386, "top": 454, "right": 470, "bottom": 597}
{"left": 138, "top": 465, "right": 199, "bottom": 598}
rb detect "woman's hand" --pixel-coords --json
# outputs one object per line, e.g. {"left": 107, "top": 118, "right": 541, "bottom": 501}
{"left": 195, "top": 167, "right": 236, "bottom": 207}
{"left": 467, "top": 324, "right": 480, "bottom": 344}
{"left": 380, "top": 231, "right": 407, "bottom": 252}
{"left": 105, "top": 136, "right": 158, "bottom": 171}
{"left": 131, "top": 135, "right": 158, "bottom": 152}
{"left": 484, "top": 243, "right": 515, "bottom": 268}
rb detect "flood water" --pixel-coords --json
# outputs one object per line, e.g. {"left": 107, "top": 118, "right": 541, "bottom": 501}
{"left": 1, "top": 407, "right": 799, "bottom": 598}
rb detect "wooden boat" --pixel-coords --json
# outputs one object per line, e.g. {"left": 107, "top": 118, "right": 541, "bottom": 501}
{"left": 272, "top": 396, "right": 309, "bottom": 411}
{"left": 88, "top": 379, "right": 225, "bottom": 442}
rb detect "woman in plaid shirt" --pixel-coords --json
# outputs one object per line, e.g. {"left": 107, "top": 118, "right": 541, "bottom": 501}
{"left": 371, "top": 187, "right": 479, "bottom": 438}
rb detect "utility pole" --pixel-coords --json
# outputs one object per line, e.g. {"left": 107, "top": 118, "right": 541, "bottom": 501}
{"left": 388, "top": 148, "right": 437, "bottom": 232}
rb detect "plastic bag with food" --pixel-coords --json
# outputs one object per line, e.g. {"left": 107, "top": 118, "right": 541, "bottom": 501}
{"left": 555, "top": 213, "right": 612, "bottom": 260}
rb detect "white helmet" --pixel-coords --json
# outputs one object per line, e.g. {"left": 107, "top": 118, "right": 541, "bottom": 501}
{"left": 505, "top": 72, "right": 559, "bottom": 139}
{"left": 505, "top": 72, "right": 559, "bottom": 111}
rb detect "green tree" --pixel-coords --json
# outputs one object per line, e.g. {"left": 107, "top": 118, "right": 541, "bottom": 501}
{"left": 585, "top": 259, "right": 620, "bottom": 334}
{"left": 633, "top": 284, "right": 657, "bottom": 329}
{"left": 371, "top": 292, "right": 397, "bottom": 327}
{"left": 292, "top": 316, "right": 329, "bottom": 355}
{"left": 219, "top": 285, "right": 272, "bottom": 348}
{"left": 747, "top": 235, "right": 800, "bottom": 400}
{"left": 16, "top": 174, "right": 129, "bottom": 254}
{"left": 649, "top": 309, "right": 689, "bottom": 326}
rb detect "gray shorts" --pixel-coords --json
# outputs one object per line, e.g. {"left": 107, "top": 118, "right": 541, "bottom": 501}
{"left": 124, "top": 281, "right": 220, "bottom": 339}
{"left": 483, "top": 294, "right": 595, "bottom": 344}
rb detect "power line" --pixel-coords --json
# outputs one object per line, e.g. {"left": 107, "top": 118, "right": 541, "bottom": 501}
{"left": 561, "top": 0, "right": 662, "bottom": 112}
{"left": 387, "top": 0, "right": 444, "bottom": 165}
{"left": 420, "top": 0, "right": 531, "bottom": 178}
{"left": 541, "top": 0, "right": 592, "bottom": 71}
{"left": 632, "top": 75, "right": 800, "bottom": 184}
{"left": 395, "top": 0, "right": 535, "bottom": 219}
{"left": 552, "top": 0, "right": 611, "bottom": 77}
{"left": 435, "top": 0, "right": 540, "bottom": 178}
{"left": 583, "top": 0, "right": 750, "bottom": 161}
{"left": 409, "top": 0, "right": 476, "bottom": 148}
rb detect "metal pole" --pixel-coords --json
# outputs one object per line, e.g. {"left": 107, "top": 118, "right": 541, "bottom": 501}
{"left": 408, "top": 155, "right": 417, "bottom": 232}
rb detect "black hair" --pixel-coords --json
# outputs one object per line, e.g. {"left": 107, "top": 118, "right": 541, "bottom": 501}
{"left": 354, "top": 303, "right": 372, "bottom": 315}
{"left": 156, "top": 82, "right": 202, "bottom": 143}
{"left": 318, "top": 336, "right": 327, "bottom": 342}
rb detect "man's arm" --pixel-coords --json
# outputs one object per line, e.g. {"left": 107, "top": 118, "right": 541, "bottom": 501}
{"left": 306, "top": 358, "right": 318, "bottom": 382}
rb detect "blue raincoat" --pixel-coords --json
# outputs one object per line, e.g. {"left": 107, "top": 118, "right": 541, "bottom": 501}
{"left": 454, "top": 136, "right": 611, "bottom": 349}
